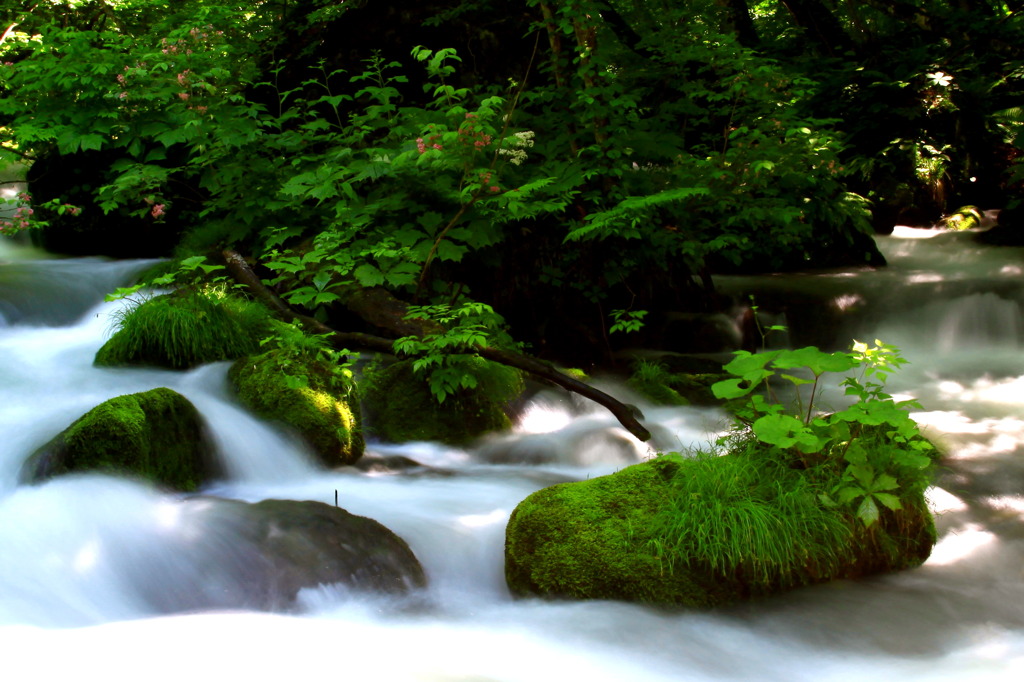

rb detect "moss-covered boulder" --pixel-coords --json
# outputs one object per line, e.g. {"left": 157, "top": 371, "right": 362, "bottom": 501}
{"left": 360, "top": 357, "right": 522, "bottom": 445}
{"left": 95, "top": 288, "right": 273, "bottom": 370}
{"left": 943, "top": 205, "right": 984, "bottom": 231}
{"left": 21, "top": 388, "right": 219, "bottom": 492}
{"left": 505, "top": 453, "right": 935, "bottom": 608}
{"left": 229, "top": 348, "right": 364, "bottom": 466}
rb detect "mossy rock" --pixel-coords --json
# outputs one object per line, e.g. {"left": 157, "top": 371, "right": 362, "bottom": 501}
{"left": 21, "top": 387, "right": 219, "bottom": 492}
{"left": 95, "top": 289, "right": 273, "bottom": 370}
{"left": 360, "top": 357, "right": 522, "bottom": 445}
{"left": 229, "top": 349, "right": 364, "bottom": 466}
{"left": 505, "top": 454, "right": 935, "bottom": 608}
{"left": 627, "top": 366, "right": 726, "bottom": 406}
{"left": 944, "top": 205, "right": 983, "bottom": 231}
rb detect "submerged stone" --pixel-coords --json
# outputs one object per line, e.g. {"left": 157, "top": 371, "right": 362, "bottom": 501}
{"left": 114, "top": 496, "right": 428, "bottom": 615}
{"left": 22, "top": 387, "right": 219, "bottom": 492}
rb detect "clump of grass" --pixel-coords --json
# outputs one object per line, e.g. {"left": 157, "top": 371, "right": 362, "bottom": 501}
{"left": 646, "top": 447, "right": 854, "bottom": 592}
{"left": 95, "top": 287, "right": 275, "bottom": 369}
{"left": 628, "top": 360, "right": 689, "bottom": 405}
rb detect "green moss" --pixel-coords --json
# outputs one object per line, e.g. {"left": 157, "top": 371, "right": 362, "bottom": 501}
{"left": 229, "top": 348, "right": 364, "bottom": 466}
{"left": 626, "top": 360, "right": 725, "bottom": 406}
{"left": 561, "top": 367, "right": 591, "bottom": 383}
{"left": 95, "top": 288, "right": 273, "bottom": 370}
{"left": 945, "top": 205, "right": 983, "bottom": 231}
{"left": 506, "top": 455, "right": 732, "bottom": 606}
{"left": 505, "top": 449, "right": 935, "bottom": 608}
{"left": 360, "top": 357, "right": 521, "bottom": 444}
{"left": 23, "top": 388, "right": 216, "bottom": 491}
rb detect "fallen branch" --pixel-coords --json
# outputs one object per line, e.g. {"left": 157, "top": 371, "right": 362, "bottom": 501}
{"left": 222, "top": 249, "right": 652, "bottom": 442}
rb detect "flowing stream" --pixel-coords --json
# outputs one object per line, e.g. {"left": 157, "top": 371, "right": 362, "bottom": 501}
{"left": 1, "top": 229, "right": 1023, "bottom": 681}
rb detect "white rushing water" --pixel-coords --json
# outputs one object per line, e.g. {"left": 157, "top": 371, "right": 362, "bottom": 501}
{"left": 2, "top": 230, "right": 1024, "bottom": 681}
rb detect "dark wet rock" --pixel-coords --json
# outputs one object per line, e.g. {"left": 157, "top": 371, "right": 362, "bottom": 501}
{"left": 131, "top": 497, "right": 428, "bottom": 614}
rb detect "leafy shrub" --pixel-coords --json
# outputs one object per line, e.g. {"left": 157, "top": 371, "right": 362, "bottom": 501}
{"left": 710, "top": 341, "right": 935, "bottom": 526}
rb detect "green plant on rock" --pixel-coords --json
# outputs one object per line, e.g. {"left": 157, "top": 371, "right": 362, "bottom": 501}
{"left": 258, "top": 321, "right": 355, "bottom": 395}
{"left": 646, "top": 449, "right": 854, "bottom": 590}
{"left": 393, "top": 300, "right": 519, "bottom": 404}
{"left": 95, "top": 287, "right": 274, "bottom": 369}
{"left": 229, "top": 326, "right": 363, "bottom": 466}
{"left": 627, "top": 360, "right": 689, "bottom": 406}
{"left": 711, "top": 340, "right": 934, "bottom": 527}
{"left": 104, "top": 255, "right": 232, "bottom": 302}
{"left": 360, "top": 353, "right": 521, "bottom": 445}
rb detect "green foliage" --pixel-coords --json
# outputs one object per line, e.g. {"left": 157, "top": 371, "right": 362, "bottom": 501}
{"left": 229, "top": 334, "right": 363, "bottom": 466}
{"left": 104, "top": 255, "right": 228, "bottom": 301}
{"left": 627, "top": 360, "right": 689, "bottom": 406}
{"left": 6, "top": 0, "right": 1024, "bottom": 364}
{"left": 0, "top": 191, "right": 81, "bottom": 235}
{"left": 647, "top": 450, "right": 854, "bottom": 588}
{"left": 608, "top": 309, "right": 647, "bottom": 335}
{"left": 711, "top": 340, "right": 934, "bottom": 527}
{"left": 95, "top": 288, "right": 274, "bottom": 369}
{"left": 393, "top": 300, "right": 517, "bottom": 403}
{"left": 258, "top": 322, "right": 354, "bottom": 395}
{"left": 360, "top": 356, "right": 520, "bottom": 445}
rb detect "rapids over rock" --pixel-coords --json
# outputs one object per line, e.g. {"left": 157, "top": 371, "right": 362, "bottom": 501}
{"left": 1, "top": 228, "right": 1023, "bottom": 681}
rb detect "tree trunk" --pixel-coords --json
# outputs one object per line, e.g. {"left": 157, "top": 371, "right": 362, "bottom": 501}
{"left": 716, "top": 0, "right": 760, "bottom": 48}
{"left": 780, "top": 0, "right": 855, "bottom": 56}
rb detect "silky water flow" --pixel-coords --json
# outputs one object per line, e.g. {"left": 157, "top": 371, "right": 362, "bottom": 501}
{"left": 0, "top": 228, "right": 1023, "bottom": 681}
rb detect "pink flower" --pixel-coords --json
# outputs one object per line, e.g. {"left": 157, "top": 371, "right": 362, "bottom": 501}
{"left": 416, "top": 137, "right": 426, "bottom": 154}
{"left": 178, "top": 92, "right": 190, "bottom": 100}
{"left": 489, "top": 186, "right": 500, "bottom": 193}
{"left": 151, "top": 204, "right": 165, "bottom": 219}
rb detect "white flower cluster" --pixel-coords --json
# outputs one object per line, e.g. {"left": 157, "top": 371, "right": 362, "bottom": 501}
{"left": 499, "top": 131, "right": 535, "bottom": 166}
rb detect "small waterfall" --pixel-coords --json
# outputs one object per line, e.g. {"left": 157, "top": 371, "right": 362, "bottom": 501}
{"left": 3, "top": 229, "right": 1024, "bottom": 680}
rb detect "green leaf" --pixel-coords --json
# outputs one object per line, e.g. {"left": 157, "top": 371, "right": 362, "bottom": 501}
{"left": 79, "top": 133, "right": 105, "bottom": 152}
{"left": 752, "top": 413, "right": 807, "bottom": 448}
{"left": 873, "top": 493, "right": 903, "bottom": 511}
{"left": 871, "top": 473, "right": 899, "bottom": 492}
{"left": 354, "top": 263, "right": 385, "bottom": 287}
{"left": 155, "top": 127, "right": 187, "bottom": 147}
{"left": 836, "top": 486, "right": 865, "bottom": 504}
{"left": 711, "top": 378, "right": 753, "bottom": 399}
{"left": 312, "top": 272, "right": 332, "bottom": 291}
{"left": 773, "top": 347, "right": 854, "bottom": 375}
{"left": 436, "top": 240, "right": 468, "bottom": 262}
{"left": 856, "top": 496, "right": 880, "bottom": 526}
{"left": 848, "top": 463, "right": 875, "bottom": 488}
{"left": 723, "top": 350, "right": 779, "bottom": 376}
